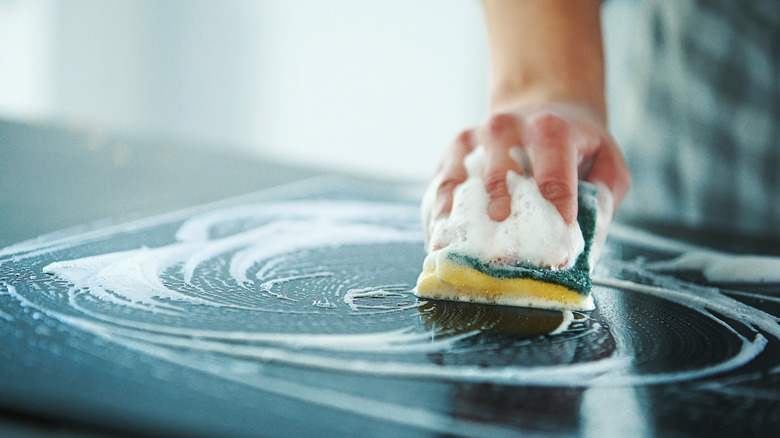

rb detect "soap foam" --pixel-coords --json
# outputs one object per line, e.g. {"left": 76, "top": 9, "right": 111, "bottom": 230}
{"left": 5, "top": 175, "right": 777, "bottom": 410}
{"left": 421, "top": 145, "right": 585, "bottom": 269}
{"left": 648, "top": 251, "right": 780, "bottom": 284}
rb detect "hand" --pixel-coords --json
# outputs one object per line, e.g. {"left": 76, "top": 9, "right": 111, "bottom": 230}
{"left": 432, "top": 102, "right": 631, "bottom": 226}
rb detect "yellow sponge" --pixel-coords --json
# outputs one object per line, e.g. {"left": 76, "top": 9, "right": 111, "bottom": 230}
{"left": 416, "top": 182, "right": 598, "bottom": 311}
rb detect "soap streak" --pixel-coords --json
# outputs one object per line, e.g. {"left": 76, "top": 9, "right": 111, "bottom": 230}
{"left": 647, "top": 251, "right": 780, "bottom": 283}
{"left": 550, "top": 310, "right": 574, "bottom": 335}
{"left": 6, "top": 281, "right": 631, "bottom": 384}
{"left": 256, "top": 272, "right": 334, "bottom": 302}
{"left": 343, "top": 286, "right": 418, "bottom": 312}
{"left": 592, "top": 277, "right": 780, "bottom": 340}
{"left": 3, "top": 192, "right": 779, "bottom": 396}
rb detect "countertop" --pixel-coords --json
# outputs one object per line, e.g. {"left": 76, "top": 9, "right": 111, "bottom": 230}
{"left": 1, "top": 120, "right": 779, "bottom": 437}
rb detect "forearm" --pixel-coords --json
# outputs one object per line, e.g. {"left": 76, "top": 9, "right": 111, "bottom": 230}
{"left": 483, "top": 0, "right": 606, "bottom": 123}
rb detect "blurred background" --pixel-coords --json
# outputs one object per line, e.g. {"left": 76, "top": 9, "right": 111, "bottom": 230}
{"left": 0, "top": 0, "right": 634, "bottom": 182}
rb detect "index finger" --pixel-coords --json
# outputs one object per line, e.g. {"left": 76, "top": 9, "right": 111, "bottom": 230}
{"left": 479, "top": 114, "right": 524, "bottom": 222}
{"left": 435, "top": 130, "right": 474, "bottom": 219}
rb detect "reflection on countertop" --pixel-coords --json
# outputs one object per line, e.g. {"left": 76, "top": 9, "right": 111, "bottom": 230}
{"left": 1, "top": 119, "right": 779, "bottom": 437}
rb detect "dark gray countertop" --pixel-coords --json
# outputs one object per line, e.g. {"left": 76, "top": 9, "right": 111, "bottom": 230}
{"left": 0, "top": 120, "right": 323, "bottom": 248}
{"left": 1, "top": 120, "right": 779, "bottom": 438}
{"left": 0, "top": 120, "right": 326, "bottom": 437}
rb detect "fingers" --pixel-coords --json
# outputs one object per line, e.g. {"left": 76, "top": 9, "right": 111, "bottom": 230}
{"left": 480, "top": 114, "right": 523, "bottom": 222}
{"left": 583, "top": 137, "right": 632, "bottom": 209}
{"left": 435, "top": 130, "right": 474, "bottom": 219}
{"left": 525, "top": 112, "right": 580, "bottom": 224}
{"left": 434, "top": 115, "right": 523, "bottom": 223}
{"left": 433, "top": 106, "right": 632, "bottom": 230}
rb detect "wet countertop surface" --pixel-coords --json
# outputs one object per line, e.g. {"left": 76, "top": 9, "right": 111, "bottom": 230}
{"left": 1, "top": 120, "right": 779, "bottom": 437}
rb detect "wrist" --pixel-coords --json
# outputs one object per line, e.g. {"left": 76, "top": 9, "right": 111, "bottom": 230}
{"left": 489, "top": 75, "right": 607, "bottom": 125}
{"left": 483, "top": 0, "right": 607, "bottom": 123}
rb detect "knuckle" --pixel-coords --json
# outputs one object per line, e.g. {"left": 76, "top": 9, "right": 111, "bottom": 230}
{"left": 435, "top": 179, "right": 461, "bottom": 218}
{"left": 439, "top": 158, "right": 468, "bottom": 181}
{"left": 487, "top": 113, "right": 515, "bottom": 139}
{"left": 484, "top": 171, "right": 510, "bottom": 198}
{"left": 529, "top": 111, "right": 567, "bottom": 139}
{"left": 448, "top": 129, "right": 475, "bottom": 156}
{"left": 531, "top": 110, "right": 564, "bottom": 127}
{"left": 454, "top": 129, "right": 472, "bottom": 146}
{"left": 539, "top": 179, "right": 574, "bottom": 203}
{"left": 437, "top": 177, "right": 463, "bottom": 196}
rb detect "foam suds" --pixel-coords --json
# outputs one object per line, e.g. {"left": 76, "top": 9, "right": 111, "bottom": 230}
{"left": 418, "top": 146, "right": 615, "bottom": 311}
{"left": 647, "top": 250, "right": 780, "bottom": 283}
{"left": 593, "top": 276, "right": 780, "bottom": 341}
{"left": 2, "top": 179, "right": 780, "bottom": 435}
{"left": 421, "top": 145, "right": 584, "bottom": 269}
{"left": 343, "top": 286, "right": 415, "bottom": 312}
{"left": 44, "top": 245, "right": 205, "bottom": 315}
{"left": 551, "top": 310, "right": 575, "bottom": 335}
{"left": 40, "top": 201, "right": 423, "bottom": 316}
{"left": 0, "top": 284, "right": 14, "bottom": 321}
{"left": 609, "top": 222, "right": 780, "bottom": 283}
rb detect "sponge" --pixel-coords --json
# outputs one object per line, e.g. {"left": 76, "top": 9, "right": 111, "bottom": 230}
{"left": 416, "top": 182, "right": 599, "bottom": 311}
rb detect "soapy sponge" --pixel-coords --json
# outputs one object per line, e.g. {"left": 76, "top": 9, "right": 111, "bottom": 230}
{"left": 416, "top": 182, "right": 599, "bottom": 311}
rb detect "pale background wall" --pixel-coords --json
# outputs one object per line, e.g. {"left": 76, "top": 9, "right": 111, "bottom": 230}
{"left": 0, "top": 0, "right": 633, "bottom": 182}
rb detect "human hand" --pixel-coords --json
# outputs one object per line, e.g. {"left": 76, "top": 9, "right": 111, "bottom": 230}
{"left": 430, "top": 102, "right": 631, "bottom": 228}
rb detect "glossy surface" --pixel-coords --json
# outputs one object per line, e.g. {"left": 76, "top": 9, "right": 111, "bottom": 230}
{"left": 1, "top": 121, "right": 779, "bottom": 437}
